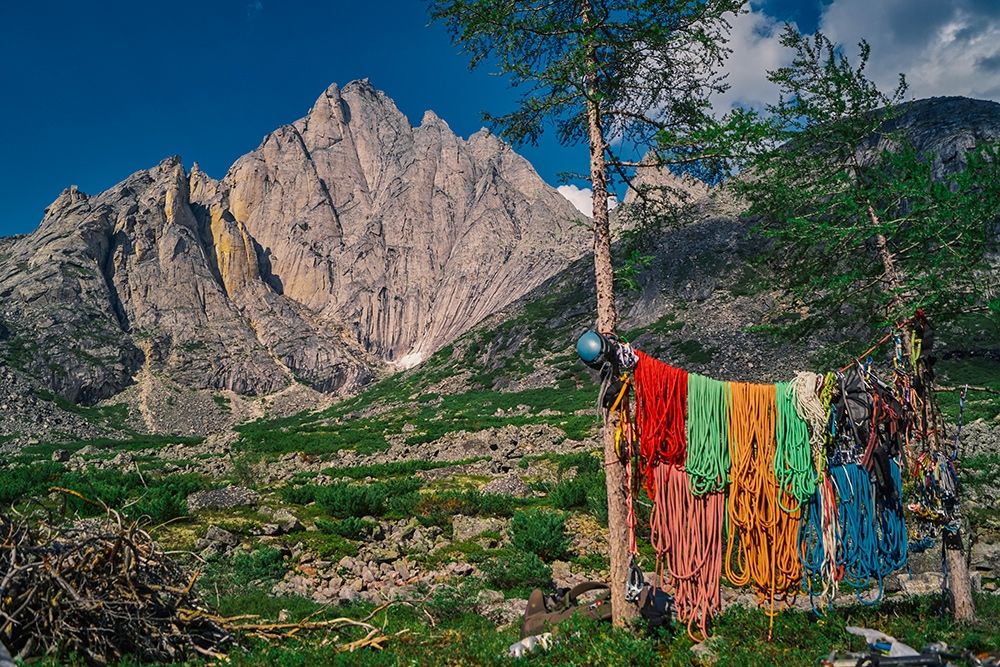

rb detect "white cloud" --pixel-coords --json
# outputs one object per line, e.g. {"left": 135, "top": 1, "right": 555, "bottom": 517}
{"left": 557, "top": 185, "right": 594, "bottom": 216}
{"left": 713, "top": 0, "right": 1000, "bottom": 118}
{"left": 819, "top": 0, "right": 1000, "bottom": 102}
{"left": 714, "top": 6, "right": 793, "bottom": 113}
{"left": 557, "top": 185, "right": 619, "bottom": 217}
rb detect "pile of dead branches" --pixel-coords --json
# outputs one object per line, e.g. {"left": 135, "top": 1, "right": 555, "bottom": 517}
{"left": 0, "top": 506, "right": 231, "bottom": 666}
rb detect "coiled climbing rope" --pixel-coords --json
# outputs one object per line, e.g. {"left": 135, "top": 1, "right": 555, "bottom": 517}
{"left": 725, "top": 382, "right": 803, "bottom": 637}
{"left": 799, "top": 471, "right": 840, "bottom": 613}
{"left": 648, "top": 463, "right": 724, "bottom": 642}
{"left": 686, "top": 374, "right": 730, "bottom": 496}
{"left": 775, "top": 381, "right": 816, "bottom": 510}
{"left": 635, "top": 351, "right": 688, "bottom": 491}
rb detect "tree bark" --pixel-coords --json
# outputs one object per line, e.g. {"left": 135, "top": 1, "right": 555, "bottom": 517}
{"left": 944, "top": 530, "right": 977, "bottom": 622}
{"left": 583, "top": 0, "right": 635, "bottom": 628}
{"left": 870, "top": 206, "right": 976, "bottom": 621}
{"left": 868, "top": 206, "right": 906, "bottom": 315}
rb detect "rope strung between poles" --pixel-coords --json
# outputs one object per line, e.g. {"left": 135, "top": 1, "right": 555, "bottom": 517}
{"left": 648, "top": 463, "right": 724, "bottom": 642}
{"left": 775, "top": 381, "right": 816, "bottom": 510}
{"left": 725, "top": 382, "right": 803, "bottom": 639}
{"left": 686, "top": 374, "right": 731, "bottom": 496}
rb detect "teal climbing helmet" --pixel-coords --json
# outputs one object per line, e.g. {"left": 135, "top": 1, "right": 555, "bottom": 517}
{"left": 577, "top": 330, "right": 610, "bottom": 369}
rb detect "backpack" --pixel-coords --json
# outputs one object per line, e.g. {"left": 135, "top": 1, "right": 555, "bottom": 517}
{"left": 520, "top": 582, "right": 675, "bottom": 638}
{"left": 521, "top": 582, "right": 613, "bottom": 638}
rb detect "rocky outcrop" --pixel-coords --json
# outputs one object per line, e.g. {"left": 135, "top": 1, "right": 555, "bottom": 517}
{"left": 224, "top": 81, "right": 586, "bottom": 367}
{"left": 0, "top": 80, "right": 586, "bottom": 406}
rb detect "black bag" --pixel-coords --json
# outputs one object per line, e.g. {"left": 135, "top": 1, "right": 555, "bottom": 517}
{"left": 638, "top": 584, "right": 675, "bottom": 632}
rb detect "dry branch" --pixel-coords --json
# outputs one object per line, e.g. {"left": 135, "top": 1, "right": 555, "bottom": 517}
{"left": 0, "top": 510, "right": 231, "bottom": 666}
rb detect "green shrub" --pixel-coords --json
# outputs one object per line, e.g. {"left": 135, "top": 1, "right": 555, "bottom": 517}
{"left": 132, "top": 475, "right": 203, "bottom": 524}
{"left": 412, "top": 490, "right": 522, "bottom": 526}
{"left": 587, "top": 484, "right": 609, "bottom": 526}
{"left": 315, "top": 479, "right": 424, "bottom": 518}
{"left": 550, "top": 477, "right": 589, "bottom": 509}
{"left": 509, "top": 508, "right": 571, "bottom": 562}
{"left": 0, "top": 462, "right": 64, "bottom": 504}
{"left": 280, "top": 485, "right": 318, "bottom": 505}
{"left": 420, "top": 577, "right": 485, "bottom": 621}
{"left": 557, "top": 452, "right": 601, "bottom": 476}
{"left": 481, "top": 548, "right": 552, "bottom": 594}
{"left": 316, "top": 516, "right": 377, "bottom": 540}
{"left": 230, "top": 546, "right": 288, "bottom": 588}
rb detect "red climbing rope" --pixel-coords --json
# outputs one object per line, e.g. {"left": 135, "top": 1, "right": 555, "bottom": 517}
{"left": 634, "top": 351, "right": 688, "bottom": 493}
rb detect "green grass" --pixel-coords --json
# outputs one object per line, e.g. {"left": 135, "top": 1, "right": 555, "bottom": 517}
{"left": 11, "top": 434, "right": 204, "bottom": 464}
{"left": 235, "top": 385, "right": 598, "bottom": 458}
{"left": 320, "top": 457, "right": 488, "bottom": 480}
{"left": 29, "top": 592, "right": 1000, "bottom": 667}
{"left": 935, "top": 356, "right": 1000, "bottom": 422}
{"left": 625, "top": 312, "right": 686, "bottom": 341}
{"left": 34, "top": 388, "right": 132, "bottom": 429}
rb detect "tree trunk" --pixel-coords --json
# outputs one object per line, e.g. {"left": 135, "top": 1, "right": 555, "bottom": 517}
{"left": 869, "top": 206, "right": 976, "bottom": 621}
{"left": 944, "top": 530, "right": 977, "bottom": 622}
{"left": 868, "top": 207, "right": 906, "bottom": 315}
{"left": 583, "top": 1, "right": 635, "bottom": 628}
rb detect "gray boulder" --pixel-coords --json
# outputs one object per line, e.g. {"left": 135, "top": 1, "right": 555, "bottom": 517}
{"left": 186, "top": 486, "right": 260, "bottom": 512}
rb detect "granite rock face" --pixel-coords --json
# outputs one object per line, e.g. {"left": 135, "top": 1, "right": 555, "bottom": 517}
{"left": 0, "top": 80, "right": 586, "bottom": 404}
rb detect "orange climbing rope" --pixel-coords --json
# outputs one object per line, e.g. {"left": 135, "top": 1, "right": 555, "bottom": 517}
{"left": 725, "top": 382, "right": 803, "bottom": 639}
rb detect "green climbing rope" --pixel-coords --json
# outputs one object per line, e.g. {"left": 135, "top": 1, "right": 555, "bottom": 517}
{"left": 775, "top": 381, "right": 816, "bottom": 512}
{"left": 685, "top": 373, "right": 730, "bottom": 495}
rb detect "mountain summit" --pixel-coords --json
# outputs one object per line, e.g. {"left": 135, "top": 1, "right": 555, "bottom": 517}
{"left": 0, "top": 80, "right": 587, "bottom": 404}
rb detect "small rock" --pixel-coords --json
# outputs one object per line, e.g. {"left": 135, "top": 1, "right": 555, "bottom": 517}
{"left": 51, "top": 449, "right": 70, "bottom": 462}
{"left": 691, "top": 639, "right": 719, "bottom": 665}
{"left": 187, "top": 487, "right": 260, "bottom": 513}
{"left": 339, "top": 586, "right": 359, "bottom": 602}
{"left": 110, "top": 452, "right": 134, "bottom": 467}
{"left": 277, "top": 609, "right": 292, "bottom": 623}
{"left": 273, "top": 508, "right": 303, "bottom": 533}
{"left": 899, "top": 571, "right": 945, "bottom": 596}
{"left": 394, "top": 560, "right": 410, "bottom": 580}
{"left": 480, "top": 474, "right": 532, "bottom": 498}
{"left": 260, "top": 524, "right": 281, "bottom": 536}
{"left": 205, "top": 526, "right": 239, "bottom": 547}
{"left": 452, "top": 515, "right": 508, "bottom": 542}
{"left": 338, "top": 556, "right": 356, "bottom": 571}
{"left": 372, "top": 543, "right": 402, "bottom": 563}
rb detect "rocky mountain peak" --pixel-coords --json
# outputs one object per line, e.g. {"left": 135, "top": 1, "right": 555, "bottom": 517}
{"left": 0, "top": 80, "right": 587, "bottom": 411}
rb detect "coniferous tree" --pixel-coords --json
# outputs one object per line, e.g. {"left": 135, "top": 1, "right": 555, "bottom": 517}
{"left": 732, "top": 27, "right": 1000, "bottom": 344}
{"left": 731, "top": 26, "right": 1000, "bottom": 622}
{"left": 428, "top": 0, "right": 745, "bottom": 623}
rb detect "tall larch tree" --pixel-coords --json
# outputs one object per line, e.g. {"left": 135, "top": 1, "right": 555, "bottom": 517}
{"left": 428, "top": 0, "right": 745, "bottom": 624}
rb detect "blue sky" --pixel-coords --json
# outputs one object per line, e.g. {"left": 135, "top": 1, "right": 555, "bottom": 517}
{"left": 3, "top": 0, "right": 999, "bottom": 236}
